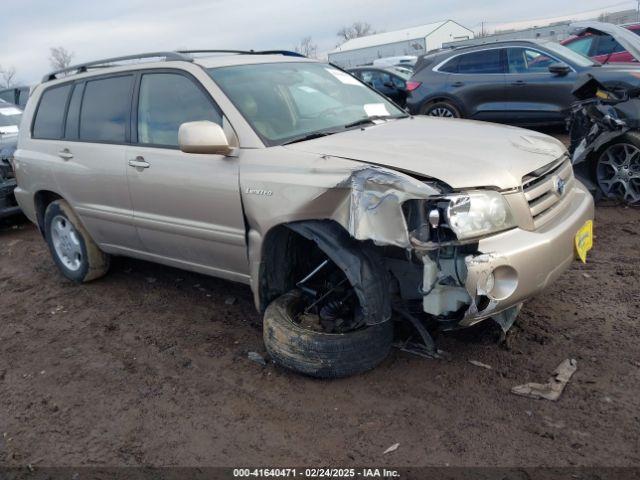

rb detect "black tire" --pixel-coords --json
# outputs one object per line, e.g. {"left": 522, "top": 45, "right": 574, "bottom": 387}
{"left": 422, "top": 101, "right": 461, "bottom": 118}
{"left": 44, "top": 199, "right": 110, "bottom": 283}
{"left": 263, "top": 290, "right": 393, "bottom": 378}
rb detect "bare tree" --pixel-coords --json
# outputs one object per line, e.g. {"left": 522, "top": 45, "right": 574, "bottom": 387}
{"left": 337, "top": 21, "right": 377, "bottom": 44}
{"left": 49, "top": 47, "right": 74, "bottom": 70}
{"left": 0, "top": 65, "right": 17, "bottom": 88}
{"left": 293, "top": 36, "right": 318, "bottom": 58}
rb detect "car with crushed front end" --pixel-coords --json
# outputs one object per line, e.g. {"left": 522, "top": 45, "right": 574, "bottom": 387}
{"left": 13, "top": 50, "right": 594, "bottom": 378}
{"left": 0, "top": 100, "right": 22, "bottom": 218}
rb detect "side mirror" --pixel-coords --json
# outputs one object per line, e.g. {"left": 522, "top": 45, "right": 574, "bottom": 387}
{"left": 548, "top": 63, "right": 571, "bottom": 76}
{"left": 178, "top": 121, "right": 232, "bottom": 155}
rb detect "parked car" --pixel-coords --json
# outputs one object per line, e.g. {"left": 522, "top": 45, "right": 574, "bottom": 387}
{"left": 14, "top": 50, "right": 594, "bottom": 378}
{"left": 0, "top": 86, "right": 30, "bottom": 108}
{"left": 347, "top": 66, "right": 410, "bottom": 106}
{"left": 562, "top": 23, "right": 640, "bottom": 64}
{"left": 407, "top": 27, "right": 640, "bottom": 126}
{"left": 0, "top": 100, "right": 22, "bottom": 218}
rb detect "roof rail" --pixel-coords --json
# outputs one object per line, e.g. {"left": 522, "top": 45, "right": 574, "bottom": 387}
{"left": 42, "top": 51, "right": 193, "bottom": 82}
{"left": 178, "top": 49, "right": 306, "bottom": 58}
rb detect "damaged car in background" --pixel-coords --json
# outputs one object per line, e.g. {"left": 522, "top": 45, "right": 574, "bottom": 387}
{"left": 569, "top": 22, "right": 640, "bottom": 205}
{"left": 0, "top": 100, "right": 22, "bottom": 219}
{"left": 14, "top": 50, "right": 594, "bottom": 378}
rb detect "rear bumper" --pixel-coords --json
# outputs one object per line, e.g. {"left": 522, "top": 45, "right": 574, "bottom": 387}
{"left": 457, "top": 180, "right": 595, "bottom": 327}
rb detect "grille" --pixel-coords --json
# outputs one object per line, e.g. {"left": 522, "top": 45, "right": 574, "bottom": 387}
{"left": 522, "top": 156, "right": 574, "bottom": 228}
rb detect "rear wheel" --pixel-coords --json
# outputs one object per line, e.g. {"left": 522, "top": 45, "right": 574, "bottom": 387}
{"left": 422, "top": 101, "right": 461, "bottom": 118}
{"left": 44, "top": 200, "right": 110, "bottom": 282}
{"left": 595, "top": 133, "right": 640, "bottom": 205}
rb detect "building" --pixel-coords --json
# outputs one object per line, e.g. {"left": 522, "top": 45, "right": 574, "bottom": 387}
{"left": 328, "top": 20, "right": 474, "bottom": 68}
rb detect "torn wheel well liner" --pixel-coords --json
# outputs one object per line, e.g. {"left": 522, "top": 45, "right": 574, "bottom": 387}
{"left": 259, "top": 220, "right": 391, "bottom": 326}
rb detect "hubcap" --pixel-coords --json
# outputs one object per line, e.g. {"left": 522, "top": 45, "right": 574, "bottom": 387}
{"left": 50, "top": 215, "right": 83, "bottom": 271}
{"left": 597, "top": 143, "right": 640, "bottom": 204}
{"left": 428, "top": 106, "right": 455, "bottom": 118}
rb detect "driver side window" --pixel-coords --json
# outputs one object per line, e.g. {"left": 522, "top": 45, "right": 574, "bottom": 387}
{"left": 507, "top": 48, "right": 557, "bottom": 73}
{"left": 137, "top": 73, "right": 222, "bottom": 147}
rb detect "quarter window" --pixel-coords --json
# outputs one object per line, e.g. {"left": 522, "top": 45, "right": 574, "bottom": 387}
{"left": 33, "top": 84, "right": 72, "bottom": 139}
{"left": 79, "top": 75, "right": 133, "bottom": 143}
{"left": 456, "top": 50, "right": 504, "bottom": 74}
{"left": 137, "top": 73, "right": 221, "bottom": 147}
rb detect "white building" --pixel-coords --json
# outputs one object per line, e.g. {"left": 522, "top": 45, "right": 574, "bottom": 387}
{"left": 328, "top": 20, "right": 474, "bottom": 68}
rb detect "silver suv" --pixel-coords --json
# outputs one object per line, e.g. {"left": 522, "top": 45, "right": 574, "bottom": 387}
{"left": 14, "top": 50, "right": 594, "bottom": 377}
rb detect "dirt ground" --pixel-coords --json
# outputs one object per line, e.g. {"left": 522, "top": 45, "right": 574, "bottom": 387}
{"left": 1, "top": 201, "right": 639, "bottom": 468}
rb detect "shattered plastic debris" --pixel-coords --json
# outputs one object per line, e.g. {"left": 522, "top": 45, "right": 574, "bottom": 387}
{"left": 469, "top": 360, "right": 492, "bottom": 370}
{"left": 511, "top": 359, "right": 577, "bottom": 401}
{"left": 247, "top": 351, "right": 267, "bottom": 366}
{"left": 383, "top": 443, "right": 400, "bottom": 455}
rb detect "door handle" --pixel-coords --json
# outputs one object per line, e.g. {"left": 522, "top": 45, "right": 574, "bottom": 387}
{"left": 511, "top": 80, "right": 527, "bottom": 86}
{"left": 452, "top": 81, "right": 465, "bottom": 87}
{"left": 58, "top": 149, "right": 73, "bottom": 161}
{"left": 128, "top": 156, "right": 150, "bottom": 169}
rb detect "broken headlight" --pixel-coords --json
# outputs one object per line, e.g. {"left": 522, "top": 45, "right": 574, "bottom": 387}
{"left": 445, "top": 191, "right": 515, "bottom": 240}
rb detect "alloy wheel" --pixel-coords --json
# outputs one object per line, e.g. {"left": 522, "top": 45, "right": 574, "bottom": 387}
{"left": 596, "top": 143, "right": 640, "bottom": 205}
{"left": 50, "top": 215, "right": 83, "bottom": 271}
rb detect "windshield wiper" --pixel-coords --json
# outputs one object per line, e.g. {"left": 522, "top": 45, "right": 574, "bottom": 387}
{"left": 343, "top": 115, "right": 407, "bottom": 129}
{"left": 281, "top": 130, "right": 338, "bottom": 145}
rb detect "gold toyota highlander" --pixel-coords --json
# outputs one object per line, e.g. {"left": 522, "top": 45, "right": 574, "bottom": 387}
{"left": 13, "top": 50, "right": 594, "bottom": 377}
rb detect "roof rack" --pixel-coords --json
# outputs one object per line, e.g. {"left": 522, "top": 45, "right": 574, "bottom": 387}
{"left": 42, "top": 51, "right": 193, "bottom": 82}
{"left": 177, "top": 49, "right": 306, "bottom": 58}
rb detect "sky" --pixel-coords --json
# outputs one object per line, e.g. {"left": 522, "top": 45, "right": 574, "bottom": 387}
{"left": 1, "top": 0, "right": 639, "bottom": 84}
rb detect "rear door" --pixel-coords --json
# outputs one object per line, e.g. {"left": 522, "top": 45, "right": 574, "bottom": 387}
{"left": 50, "top": 74, "right": 142, "bottom": 250}
{"left": 125, "top": 70, "right": 248, "bottom": 280}
{"left": 358, "top": 69, "right": 405, "bottom": 105}
{"left": 504, "top": 47, "right": 576, "bottom": 124}
{"left": 444, "top": 49, "right": 507, "bottom": 121}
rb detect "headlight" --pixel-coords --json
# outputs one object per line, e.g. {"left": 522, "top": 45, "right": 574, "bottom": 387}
{"left": 445, "top": 191, "right": 515, "bottom": 240}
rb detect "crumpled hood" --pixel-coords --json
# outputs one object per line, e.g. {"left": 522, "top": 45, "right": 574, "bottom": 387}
{"left": 284, "top": 116, "right": 566, "bottom": 190}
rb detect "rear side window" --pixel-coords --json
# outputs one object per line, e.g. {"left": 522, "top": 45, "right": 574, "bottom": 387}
{"left": 136, "top": 73, "right": 221, "bottom": 147}
{"left": 457, "top": 50, "right": 504, "bottom": 74}
{"left": 33, "top": 84, "right": 72, "bottom": 139}
{"left": 80, "top": 75, "right": 133, "bottom": 143}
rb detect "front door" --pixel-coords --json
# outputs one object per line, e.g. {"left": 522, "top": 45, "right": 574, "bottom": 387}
{"left": 125, "top": 71, "right": 248, "bottom": 281}
{"left": 504, "top": 47, "right": 576, "bottom": 124}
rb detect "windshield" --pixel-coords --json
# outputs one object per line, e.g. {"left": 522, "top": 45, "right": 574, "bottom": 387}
{"left": 208, "top": 62, "right": 406, "bottom": 146}
{"left": 543, "top": 42, "right": 598, "bottom": 67}
{"left": 0, "top": 103, "right": 22, "bottom": 131}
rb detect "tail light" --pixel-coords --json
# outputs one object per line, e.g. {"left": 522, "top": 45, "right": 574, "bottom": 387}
{"left": 406, "top": 81, "right": 422, "bottom": 92}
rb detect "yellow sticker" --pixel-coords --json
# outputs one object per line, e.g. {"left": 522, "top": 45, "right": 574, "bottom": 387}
{"left": 575, "top": 220, "right": 594, "bottom": 264}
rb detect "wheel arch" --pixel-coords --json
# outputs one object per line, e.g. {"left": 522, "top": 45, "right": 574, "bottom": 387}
{"left": 34, "top": 190, "right": 64, "bottom": 237}
{"left": 257, "top": 220, "right": 391, "bottom": 325}
{"left": 419, "top": 95, "right": 466, "bottom": 117}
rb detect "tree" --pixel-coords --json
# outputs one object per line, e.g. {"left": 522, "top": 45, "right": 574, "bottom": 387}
{"left": 293, "top": 36, "right": 318, "bottom": 58}
{"left": 49, "top": 47, "right": 74, "bottom": 70}
{"left": 0, "top": 65, "right": 17, "bottom": 88}
{"left": 337, "top": 21, "right": 376, "bottom": 44}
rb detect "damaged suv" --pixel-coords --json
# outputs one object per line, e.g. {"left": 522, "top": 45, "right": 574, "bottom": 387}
{"left": 14, "top": 51, "right": 594, "bottom": 377}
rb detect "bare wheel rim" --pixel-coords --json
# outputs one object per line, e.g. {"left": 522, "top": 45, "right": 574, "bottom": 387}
{"left": 597, "top": 143, "right": 640, "bottom": 204}
{"left": 428, "top": 106, "right": 455, "bottom": 118}
{"left": 50, "top": 215, "right": 83, "bottom": 271}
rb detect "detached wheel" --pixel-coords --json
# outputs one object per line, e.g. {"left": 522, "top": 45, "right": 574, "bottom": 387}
{"left": 44, "top": 199, "right": 110, "bottom": 282}
{"left": 264, "top": 291, "right": 393, "bottom": 378}
{"left": 423, "top": 101, "right": 461, "bottom": 118}
{"left": 595, "top": 133, "right": 640, "bottom": 205}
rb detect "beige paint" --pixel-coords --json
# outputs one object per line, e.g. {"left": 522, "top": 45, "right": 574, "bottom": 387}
{"left": 13, "top": 54, "right": 595, "bottom": 327}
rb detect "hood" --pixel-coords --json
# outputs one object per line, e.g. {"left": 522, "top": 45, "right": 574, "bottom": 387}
{"left": 571, "top": 21, "right": 640, "bottom": 62}
{"left": 284, "top": 116, "right": 566, "bottom": 190}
